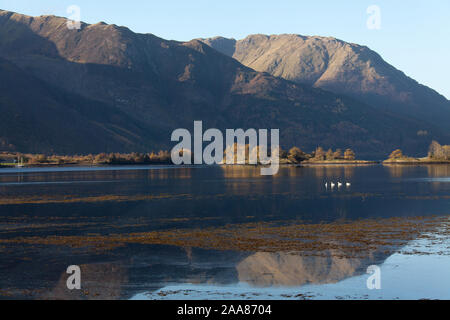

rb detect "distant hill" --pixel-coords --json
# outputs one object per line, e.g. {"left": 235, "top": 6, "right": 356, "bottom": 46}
{"left": 201, "top": 35, "right": 450, "bottom": 133}
{"left": 0, "top": 10, "right": 447, "bottom": 157}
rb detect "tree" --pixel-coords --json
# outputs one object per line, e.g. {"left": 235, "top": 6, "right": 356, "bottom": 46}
{"left": 94, "top": 153, "right": 107, "bottom": 163}
{"left": 157, "top": 150, "right": 171, "bottom": 162}
{"left": 279, "top": 148, "right": 288, "bottom": 159}
{"left": 344, "top": 149, "right": 356, "bottom": 161}
{"left": 107, "top": 153, "right": 118, "bottom": 164}
{"left": 333, "top": 149, "right": 342, "bottom": 160}
{"left": 36, "top": 154, "right": 47, "bottom": 163}
{"left": 429, "top": 140, "right": 445, "bottom": 159}
{"left": 131, "top": 152, "right": 145, "bottom": 163}
{"left": 326, "top": 149, "right": 334, "bottom": 160}
{"left": 444, "top": 146, "right": 450, "bottom": 160}
{"left": 288, "top": 147, "right": 307, "bottom": 163}
{"left": 314, "top": 147, "right": 326, "bottom": 161}
{"left": 388, "top": 149, "right": 404, "bottom": 160}
{"left": 86, "top": 154, "right": 94, "bottom": 163}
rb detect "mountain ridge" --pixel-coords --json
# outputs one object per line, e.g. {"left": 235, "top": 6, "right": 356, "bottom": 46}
{"left": 0, "top": 10, "right": 447, "bottom": 157}
{"left": 200, "top": 34, "right": 450, "bottom": 131}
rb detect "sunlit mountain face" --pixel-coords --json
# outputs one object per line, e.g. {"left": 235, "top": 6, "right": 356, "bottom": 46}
{"left": 201, "top": 35, "right": 450, "bottom": 134}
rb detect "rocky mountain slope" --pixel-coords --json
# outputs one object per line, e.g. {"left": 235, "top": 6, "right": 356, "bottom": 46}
{"left": 201, "top": 35, "right": 450, "bottom": 132}
{"left": 0, "top": 10, "right": 446, "bottom": 157}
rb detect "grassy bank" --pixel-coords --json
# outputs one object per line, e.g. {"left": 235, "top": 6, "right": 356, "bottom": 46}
{"left": 0, "top": 151, "right": 172, "bottom": 168}
{"left": 383, "top": 158, "right": 450, "bottom": 164}
{"left": 301, "top": 160, "right": 378, "bottom": 165}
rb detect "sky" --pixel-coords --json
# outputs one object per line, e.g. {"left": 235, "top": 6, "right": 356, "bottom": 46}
{"left": 1, "top": 0, "right": 449, "bottom": 99}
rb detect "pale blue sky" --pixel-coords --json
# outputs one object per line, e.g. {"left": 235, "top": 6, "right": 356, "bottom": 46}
{"left": 1, "top": 0, "right": 449, "bottom": 99}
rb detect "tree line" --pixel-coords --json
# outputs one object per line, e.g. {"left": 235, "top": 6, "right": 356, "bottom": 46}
{"left": 0, "top": 151, "right": 172, "bottom": 165}
{"left": 388, "top": 141, "right": 450, "bottom": 161}
{"left": 283, "top": 146, "right": 356, "bottom": 163}
{"left": 1, "top": 145, "right": 359, "bottom": 166}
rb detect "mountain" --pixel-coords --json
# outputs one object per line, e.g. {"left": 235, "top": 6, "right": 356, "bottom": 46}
{"left": 0, "top": 10, "right": 446, "bottom": 157}
{"left": 200, "top": 35, "right": 450, "bottom": 132}
{"left": 0, "top": 57, "right": 161, "bottom": 154}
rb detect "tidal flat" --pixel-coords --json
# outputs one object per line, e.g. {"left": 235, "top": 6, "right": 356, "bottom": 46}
{"left": 0, "top": 164, "right": 449, "bottom": 299}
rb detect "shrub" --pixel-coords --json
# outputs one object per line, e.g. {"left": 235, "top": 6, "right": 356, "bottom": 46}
{"left": 344, "top": 149, "right": 356, "bottom": 161}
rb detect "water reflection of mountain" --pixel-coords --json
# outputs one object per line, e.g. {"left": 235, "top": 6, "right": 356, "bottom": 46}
{"left": 2, "top": 215, "right": 445, "bottom": 300}
{"left": 238, "top": 251, "right": 368, "bottom": 287}
{"left": 2, "top": 213, "right": 448, "bottom": 299}
{"left": 16, "top": 241, "right": 393, "bottom": 300}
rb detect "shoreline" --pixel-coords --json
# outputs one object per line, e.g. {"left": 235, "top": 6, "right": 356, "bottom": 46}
{"left": 3, "top": 161, "right": 450, "bottom": 170}
{"left": 0, "top": 162, "right": 173, "bottom": 169}
{"left": 383, "top": 159, "right": 450, "bottom": 165}
{"left": 300, "top": 160, "right": 379, "bottom": 165}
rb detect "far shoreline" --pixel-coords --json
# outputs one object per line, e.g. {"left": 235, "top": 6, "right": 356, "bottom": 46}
{"left": 383, "top": 159, "right": 450, "bottom": 165}
{"left": 4, "top": 161, "right": 450, "bottom": 171}
{"left": 299, "top": 160, "right": 379, "bottom": 165}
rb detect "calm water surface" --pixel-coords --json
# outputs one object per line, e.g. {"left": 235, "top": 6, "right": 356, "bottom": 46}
{"left": 0, "top": 164, "right": 449, "bottom": 299}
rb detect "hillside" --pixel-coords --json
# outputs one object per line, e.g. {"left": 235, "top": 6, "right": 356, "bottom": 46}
{"left": 0, "top": 10, "right": 446, "bottom": 157}
{"left": 201, "top": 35, "right": 450, "bottom": 133}
{"left": 0, "top": 57, "right": 160, "bottom": 153}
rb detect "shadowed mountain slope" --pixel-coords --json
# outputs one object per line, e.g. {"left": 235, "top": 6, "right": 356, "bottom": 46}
{"left": 0, "top": 57, "right": 161, "bottom": 153}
